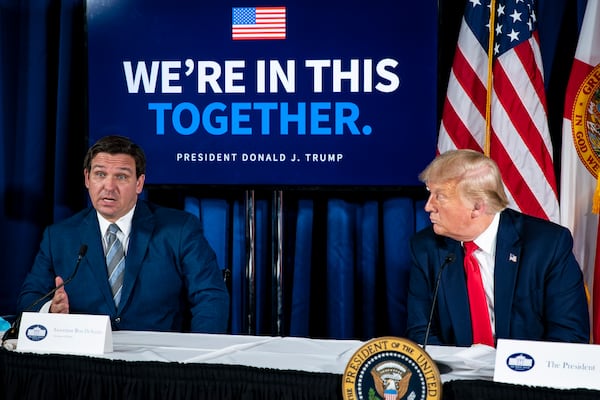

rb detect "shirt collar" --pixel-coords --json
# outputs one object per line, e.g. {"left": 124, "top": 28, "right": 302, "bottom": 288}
{"left": 97, "top": 205, "right": 136, "bottom": 238}
{"left": 471, "top": 212, "right": 500, "bottom": 256}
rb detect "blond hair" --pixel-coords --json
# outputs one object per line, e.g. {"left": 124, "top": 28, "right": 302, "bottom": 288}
{"left": 419, "top": 149, "right": 509, "bottom": 213}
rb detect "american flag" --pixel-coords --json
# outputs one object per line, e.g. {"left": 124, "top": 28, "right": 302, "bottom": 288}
{"left": 232, "top": 6, "right": 286, "bottom": 40}
{"left": 438, "top": 0, "right": 559, "bottom": 222}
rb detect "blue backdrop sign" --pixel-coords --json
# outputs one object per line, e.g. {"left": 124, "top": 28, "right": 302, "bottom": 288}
{"left": 86, "top": 0, "right": 437, "bottom": 186}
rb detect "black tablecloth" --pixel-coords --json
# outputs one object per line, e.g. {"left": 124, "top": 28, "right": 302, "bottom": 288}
{"left": 2, "top": 349, "right": 600, "bottom": 400}
{"left": 443, "top": 379, "right": 600, "bottom": 400}
{"left": 0, "top": 349, "right": 340, "bottom": 400}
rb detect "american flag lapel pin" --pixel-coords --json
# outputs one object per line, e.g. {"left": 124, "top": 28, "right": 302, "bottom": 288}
{"left": 509, "top": 253, "right": 517, "bottom": 263}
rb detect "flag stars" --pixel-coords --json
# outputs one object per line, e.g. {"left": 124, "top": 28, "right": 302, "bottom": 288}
{"left": 509, "top": 9, "right": 522, "bottom": 23}
{"left": 495, "top": 22, "right": 503, "bottom": 36}
{"left": 468, "top": 0, "right": 537, "bottom": 56}
{"left": 507, "top": 28, "right": 520, "bottom": 42}
{"left": 496, "top": 3, "right": 505, "bottom": 17}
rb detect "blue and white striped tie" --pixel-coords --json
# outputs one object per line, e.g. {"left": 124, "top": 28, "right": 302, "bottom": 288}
{"left": 105, "top": 223, "right": 125, "bottom": 307}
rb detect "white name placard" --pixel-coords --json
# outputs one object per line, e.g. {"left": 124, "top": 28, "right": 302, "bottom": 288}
{"left": 494, "top": 339, "right": 600, "bottom": 390}
{"left": 17, "top": 312, "right": 113, "bottom": 355}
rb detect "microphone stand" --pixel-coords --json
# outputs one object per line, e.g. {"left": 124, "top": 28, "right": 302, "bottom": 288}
{"left": 1, "top": 245, "right": 88, "bottom": 346}
{"left": 423, "top": 253, "right": 455, "bottom": 350}
{"left": 422, "top": 253, "right": 455, "bottom": 375}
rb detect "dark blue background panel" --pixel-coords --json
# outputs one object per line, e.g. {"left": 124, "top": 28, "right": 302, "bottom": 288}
{"left": 86, "top": 0, "right": 438, "bottom": 186}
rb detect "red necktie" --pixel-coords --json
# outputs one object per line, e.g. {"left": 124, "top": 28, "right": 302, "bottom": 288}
{"left": 463, "top": 241, "right": 494, "bottom": 346}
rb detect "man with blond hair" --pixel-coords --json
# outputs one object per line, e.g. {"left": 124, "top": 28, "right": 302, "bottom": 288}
{"left": 406, "top": 149, "right": 589, "bottom": 347}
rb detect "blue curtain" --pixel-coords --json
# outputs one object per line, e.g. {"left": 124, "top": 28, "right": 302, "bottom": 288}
{"left": 0, "top": 0, "right": 87, "bottom": 317}
{"left": 0, "top": 0, "right": 584, "bottom": 340}
{"left": 182, "top": 193, "right": 425, "bottom": 339}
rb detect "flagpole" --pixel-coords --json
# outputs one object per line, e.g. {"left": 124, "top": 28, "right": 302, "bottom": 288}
{"left": 484, "top": 0, "right": 497, "bottom": 157}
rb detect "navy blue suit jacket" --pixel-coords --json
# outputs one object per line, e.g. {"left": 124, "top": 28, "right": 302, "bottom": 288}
{"left": 17, "top": 200, "right": 230, "bottom": 333}
{"left": 406, "top": 208, "right": 589, "bottom": 346}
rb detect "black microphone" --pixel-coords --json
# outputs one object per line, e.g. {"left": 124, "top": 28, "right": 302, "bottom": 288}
{"left": 1, "top": 244, "right": 88, "bottom": 344}
{"left": 423, "top": 253, "right": 455, "bottom": 351}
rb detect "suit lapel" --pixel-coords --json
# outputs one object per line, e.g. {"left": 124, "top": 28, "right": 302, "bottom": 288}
{"left": 80, "top": 209, "right": 117, "bottom": 313}
{"left": 118, "top": 201, "right": 154, "bottom": 310}
{"left": 493, "top": 210, "right": 521, "bottom": 339}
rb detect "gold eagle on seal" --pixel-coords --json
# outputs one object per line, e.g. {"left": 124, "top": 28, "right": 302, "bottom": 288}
{"left": 371, "top": 360, "right": 412, "bottom": 400}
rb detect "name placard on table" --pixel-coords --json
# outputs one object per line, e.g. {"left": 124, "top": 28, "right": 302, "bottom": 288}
{"left": 17, "top": 312, "right": 112, "bottom": 355}
{"left": 494, "top": 339, "right": 600, "bottom": 390}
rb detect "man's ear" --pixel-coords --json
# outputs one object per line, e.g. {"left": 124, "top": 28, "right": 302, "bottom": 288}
{"left": 471, "top": 201, "right": 484, "bottom": 217}
{"left": 136, "top": 174, "right": 146, "bottom": 194}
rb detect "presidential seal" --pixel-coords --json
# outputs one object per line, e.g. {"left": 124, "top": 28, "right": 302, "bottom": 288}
{"left": 571, "top": 63, "right": 600, "bottom": 178}
{"left": 342, "top": 336, "right": 442, "bottom": 400}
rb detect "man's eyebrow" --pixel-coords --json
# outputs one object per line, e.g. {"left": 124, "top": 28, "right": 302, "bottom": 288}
{"left": 91, "top": 164, "right": 134, "bottom": 173}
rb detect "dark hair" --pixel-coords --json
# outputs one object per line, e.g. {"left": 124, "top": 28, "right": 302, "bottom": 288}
{"left": 83, "top": 135, "right": 146, "bottom": 177}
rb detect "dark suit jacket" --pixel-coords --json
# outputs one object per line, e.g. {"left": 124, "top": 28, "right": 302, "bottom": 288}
{"left": 406, "top": 208, "right": 590, "bottom": 346}
{"left": 17, "top": 200, "right": 230, "bottom": 333}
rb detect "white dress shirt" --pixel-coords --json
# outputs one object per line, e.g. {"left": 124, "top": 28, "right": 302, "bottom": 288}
{"left": 464, "top": 212, "right": 500, "bottom": 336}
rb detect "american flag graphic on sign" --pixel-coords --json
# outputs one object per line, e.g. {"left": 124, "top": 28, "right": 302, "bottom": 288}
{"left": 232, "top": 6, "right": 286, "bottom": 40}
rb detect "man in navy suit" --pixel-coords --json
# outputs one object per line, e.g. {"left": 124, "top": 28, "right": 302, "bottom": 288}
{"left": 406, "top": 149, "right": 589, "bottom": 346}
{"left": 17, "top": 135, "right": 229, "bottom": 333}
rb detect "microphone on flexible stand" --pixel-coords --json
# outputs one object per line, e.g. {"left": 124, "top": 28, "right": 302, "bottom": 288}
{"left": 1, "top": 244, "right": 88, "bottom": 346}
{"left": 422, "top": 253, "right": 455, "bottom": 374}
{"left": 423, "top": 253, "right": 455, "bottom": 350}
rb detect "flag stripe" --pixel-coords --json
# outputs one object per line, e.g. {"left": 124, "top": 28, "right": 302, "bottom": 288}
{"left": 439, "top": 24, "right": 488, "bottom": 151}
{"left": 490, "top": 132, "right": 546, "bottom": 218}
{"left": 560, "top": 0, "right": 600, "bottom": 343}
{"left": 438, "top": 0, "right": 559, "bottom": 223}
{"left": 439, "top": 97, "right": 482, "bottom": 152}
{"left": 563, "top": 59, "right": 593, "bottom": 120}
{"left": 493, "top": 55, "right": 557, "bottom": 200}
{"left": 514, "top": 33, "right": 549, "bottom": 116}
{"left": 493, "top": 44, "right": 558, "bottom": 219}
{"left": 452, "top": 49, "right": 488, "bottom": 118}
